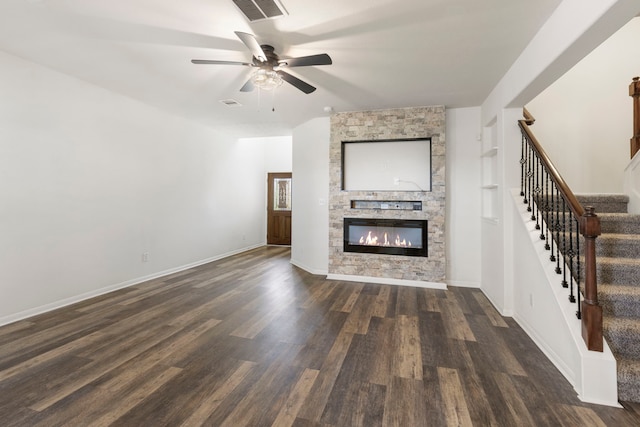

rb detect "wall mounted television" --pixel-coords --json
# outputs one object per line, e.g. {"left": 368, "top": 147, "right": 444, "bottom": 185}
{"left": 341, "top": 138, "right": 432, "bottom": 192}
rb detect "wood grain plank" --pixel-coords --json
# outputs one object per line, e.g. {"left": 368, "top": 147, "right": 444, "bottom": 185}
{"left": 180, "top": 360, "right": 257, "bottom": 427}
{"left": 0, "top": 330, "right": 105, "bottom": 381}
{"left": 87, "top": 366, "right": 183, "bottom": 427}
{"left": 418, "top": 288, "right": 444, "bottom": 313}
{"left": 218, "top": 344, "right": 304, "bottom": 427}
{"left": 296, "top": 329, "right": 354, "bottom": 422}
{"left": 342, "top": 294, "right": 375, "bottom": 334}
{"left": 437, "top": 367, "right": 473, "bottom": 427}
{"left": 382, "top": 376, "right": 427, "bottom": 427}
{"left": 27, "top": 324, "right": 183, "bottom": 411}
{"left": 331, "top": 283, "right": 364, "bottom": 313}
{"left": 392, "top": 315, "right": 422, "bottom": 379}
{"left": 300, "top": 280, "right": 338, "bottom": 309}
{"left": 472, "top": 290, "right": 509, "bottom": 328}
{"left": 395, "top": 286, "right": 418, "bottom": 316}
{"left": 371, "top": 285, "right": 391, "bottom": 318}
{"left": 466, "top": 314, "right": 526, "bottom": 376}
{"left": 367, "top": 317, "right": 395, "bottom": 386}
{"left": 271, "top": 368, "right": 320, "bottom": 427}
{"left": 229, "top": 305, "right": 284, "bottom": 339}
{"left": 455, "top": 362, "right": 499, "bottom": 426}
{"left": 348, "top": 382, "right": 386, "bottom": 427}
{"left": 493, "top": 372, "right": 538, "bottom": 426}
{"left": 438, "top": 295, "right": 476, "bottom": 341}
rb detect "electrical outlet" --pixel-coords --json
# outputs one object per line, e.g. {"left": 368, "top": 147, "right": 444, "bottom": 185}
{"left": 529, "top": 293, "right": 534, "bottom": 308}
{"left": 142, "top": 252, "right": 149, "bottom": 262}
{"left": 394, "top": 177, "right": 400, "bottom": 186}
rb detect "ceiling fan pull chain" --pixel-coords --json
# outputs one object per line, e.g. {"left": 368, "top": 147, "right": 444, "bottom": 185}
{"left": 272, "top": 88, "right": 276, "bottom": 112}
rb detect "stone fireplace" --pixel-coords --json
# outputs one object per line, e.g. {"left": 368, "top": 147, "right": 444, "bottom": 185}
{"left": 328, "top": 106, "right": 446, "bottom": 287}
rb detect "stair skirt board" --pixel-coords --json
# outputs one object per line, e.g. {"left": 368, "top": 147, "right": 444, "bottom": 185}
{"left": 533, "top": 192, "right": 640, "bottom": 403}
{"left": 511, "top": 189, "right": 620, "bottom": 407}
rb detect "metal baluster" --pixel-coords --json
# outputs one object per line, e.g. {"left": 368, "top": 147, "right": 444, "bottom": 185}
{"left": 527, "top": 145, "right": 533, "bottom": 212}
{"left": 541, "top": 167, "right": 548, "bottom": 242}
{"left": 540, "top": 168, "right": 551, "bottom": 250}
{"left": 569, "top": 219, "right": 580, "bottom": 302}
{"left": 531, "top": 157, "right": 540, "bottom": 224}
{"left": 520, "top": 134, "right": 526, "bottom": 198}
{"left": 575, "top": 223, "right": 582, "bottom": 319}
{"left": 554, "top": 186, "right": 562, "bottom": 273}
{"left": 561, "top": 198, "right": 568, "bottom": 287}
{"left": 550, "top": 180, "right": 557, "bottom": 261}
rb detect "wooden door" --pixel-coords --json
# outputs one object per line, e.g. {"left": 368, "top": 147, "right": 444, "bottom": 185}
{"left": 267, "top": 172, "right": 292, "bottom": 245}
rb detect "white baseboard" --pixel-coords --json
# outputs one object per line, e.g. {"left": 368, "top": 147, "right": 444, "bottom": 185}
{"left": 0, "top": 244, "right": 264, "bottom": 327}
{"left": 479, "top": 287, "right": 514, "bottom": 317}
{"left": 289, "top": 259, "right": 328, "bottom": 276}
{"left": 326, "top": 273, "right": 447, "bottom": 290}
{"left": 446, "top": 279, "right": 481, "bottom": 288}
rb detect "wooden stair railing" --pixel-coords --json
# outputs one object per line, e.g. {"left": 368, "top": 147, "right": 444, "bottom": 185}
{"left": 631, "top": 76, "right": 640, "bottom": 158}
{"left": 519, "top": 108, "right": 603, "bottom": 352}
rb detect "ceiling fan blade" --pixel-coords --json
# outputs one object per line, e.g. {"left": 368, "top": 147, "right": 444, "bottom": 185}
{"left": 234, "top": 31, "right": 267, "bottom": 62}
{"left": 191, "top": 59, "right": 253, "bottom": 66}
{"left": 280, "top": 54, "right": 332, "bottom": 68}
{"left": 240, "top": 78, "right": 254, "bottom": 92}
{"left": 277, "top": 71, "right": 316, "bottom": 94}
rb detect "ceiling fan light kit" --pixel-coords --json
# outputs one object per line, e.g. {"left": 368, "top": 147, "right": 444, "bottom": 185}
{"left": 251, "top": 69, "right": 283, "bottom": 90}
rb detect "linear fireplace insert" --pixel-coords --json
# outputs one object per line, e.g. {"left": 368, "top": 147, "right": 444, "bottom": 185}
{"left": 343, "top": 218, "right": 428, "bottom": 257}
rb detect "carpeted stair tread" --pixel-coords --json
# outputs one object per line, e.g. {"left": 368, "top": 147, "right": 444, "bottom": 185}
{"left": 596, "top": 256, "right": 640, "bottom": 266}
{"left": 595, "top": 256, "right": 640, "bottom": 286}
{"left": 598, "top": 284, "right": 640, "bottom": 317}
{"left": 603, "top": 317, "right": 640, "bottom": 360}
{"left": 617, "top": 358, "right": 640, "bottom": 402}
{"left": 598, "top": 213, "right": 640, "bottom": 234}
{"left": 597, "top": 233, "right": 640, "bottom": 258}
{"left": 576, "top": 193, "right": 629, "bottom": 214}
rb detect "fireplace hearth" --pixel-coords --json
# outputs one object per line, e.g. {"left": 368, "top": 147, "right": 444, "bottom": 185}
{"left": 343, "top": 218, "right": 428, "bottom": 257}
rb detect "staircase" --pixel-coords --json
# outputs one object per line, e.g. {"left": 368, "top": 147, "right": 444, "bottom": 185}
{"left": 576, "top": 194, "right": 640, "bottom": 402}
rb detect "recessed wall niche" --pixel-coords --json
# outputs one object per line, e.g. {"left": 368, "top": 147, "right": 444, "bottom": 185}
{"left": 328, "top": 106, "right": 446, "bottom": 285}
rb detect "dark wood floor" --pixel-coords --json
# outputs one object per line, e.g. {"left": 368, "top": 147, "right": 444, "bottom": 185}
{"left": 1, "top": 246, "right": 640, "bottom": 426}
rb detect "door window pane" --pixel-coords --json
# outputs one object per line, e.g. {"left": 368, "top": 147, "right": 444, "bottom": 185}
{"left": 274, "top": 178, "right": 291, "bottom": 211}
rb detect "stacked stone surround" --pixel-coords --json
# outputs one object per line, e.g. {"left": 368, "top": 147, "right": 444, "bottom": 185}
{"left": 329, "top": 106, "right": 446, "bottom": 283}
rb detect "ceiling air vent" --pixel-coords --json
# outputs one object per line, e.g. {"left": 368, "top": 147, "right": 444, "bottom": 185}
{"left": 220, "top": 99, "right": 242, "bottom": 107}
{"left": 232, "top": 0, "right": 288, "bottom": 22}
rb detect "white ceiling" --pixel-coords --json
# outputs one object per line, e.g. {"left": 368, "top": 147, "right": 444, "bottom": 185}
{"left": 0, "top": 0, "right": 562, "bottom": 137}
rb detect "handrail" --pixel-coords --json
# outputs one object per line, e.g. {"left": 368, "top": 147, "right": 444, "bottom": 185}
{"left": 518, "top": 109, "right": 603, "bottom": 352}
{"left": 630, "top": 76, "right": 640, "bottom": 158}
{"left": 523, "top": 107, "right": 536, "bottom": 126}
{"left": 518, "top": 118, "right": 584, "bottom": 219}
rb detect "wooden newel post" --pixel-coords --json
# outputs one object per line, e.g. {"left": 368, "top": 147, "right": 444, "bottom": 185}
{"left": 630, "top": 76, "right": 640, "bottom": 158}
{"left": 580, "top": 206, "right": 603, "bottom": 352}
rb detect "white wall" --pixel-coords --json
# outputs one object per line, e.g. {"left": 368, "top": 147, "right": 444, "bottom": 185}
{"left": 0, "top": 51, "right": 285, "bottom": 325}
{"left": 290, "top": 117, "right": 330, "bottom": 275}
{"left": 445, "top": 107, "right": 481, "bottom": 287}
{"left": 258, "top": 136, "right": 293, "bottom": 173}
{"left": 482, "top": 0, "right": 640, "bottom": 126}
{"left": 527, "top": 17, "right": 640, "bottom": 193}
{"left": 240, "top": 135, "right": 293, "bottom": 240}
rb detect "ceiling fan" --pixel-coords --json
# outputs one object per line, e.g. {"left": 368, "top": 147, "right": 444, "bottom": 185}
{"left": 191, "top": 31, "right": 332, "bottom": 94}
